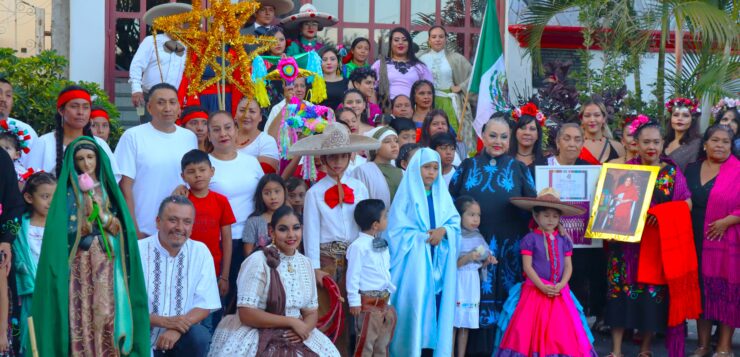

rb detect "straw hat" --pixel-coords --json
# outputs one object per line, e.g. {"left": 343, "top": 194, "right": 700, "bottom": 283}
{"left": 280, "top": 4, "right": 338, "bottom": 31}
{"left": 289, "top": 123, "right": 380, "bottom": 157}
{"left": 254, "top": 0, "right": 294, "bottom": 16}
{"left": 143, "top": 3, "right": 193, "bottom": 26}
{"left": 510, "top": 188, "right": 587, "bottom": 216}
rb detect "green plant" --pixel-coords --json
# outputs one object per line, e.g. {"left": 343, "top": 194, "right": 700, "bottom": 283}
{"left": 0, "top": 49, "right": 122, "bottom": 147}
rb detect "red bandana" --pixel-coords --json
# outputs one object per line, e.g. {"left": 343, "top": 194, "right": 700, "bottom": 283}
{"left": 178, "top": 110, "right": 209, "bottom": 126}
{"left": 90, "top": 109, "right": 109, "bottom": 121}
{"left": 56, "top": 89, "right": 91, "bottom": 109}
{"left": 324, "top": 184, "right": 354, "bottom": 208}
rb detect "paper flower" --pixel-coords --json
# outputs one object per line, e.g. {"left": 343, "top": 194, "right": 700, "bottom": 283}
{"left": 512, "top": 102, "right": 546, "bottom": 127}
{"left": 628, "top": 114, "right": 650, "bottom": 136}
{"left": 277, "top": 57, "right": 300, "bottom": 85}
{"left": 665, "top": 97, "right": 699, "bottom": 114}
{"left": 78, "top": 173, "right": 95, "bottom": 192}
{"left": 711, "top": 97, "right": 739, "bottom": 116}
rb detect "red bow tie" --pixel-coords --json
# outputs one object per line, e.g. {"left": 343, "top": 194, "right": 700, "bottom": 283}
{"left": 324, "top": 184, "right": 355, "bottom": 208}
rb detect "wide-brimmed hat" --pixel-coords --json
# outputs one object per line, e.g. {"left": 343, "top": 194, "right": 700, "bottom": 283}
{"left": 254, "top": 0, "right": 294, "bottom": 16}
{"left": 280, "top": 4, "right": 338, "bottom": 31}
{"left": 289, "top": 123, "right": 380, "bottom": 157}
{"left": 510, "top": 188, "right": 586, "bottom": 216}
{"left": 143, "top": 3, "right": 193, "bottom": 26}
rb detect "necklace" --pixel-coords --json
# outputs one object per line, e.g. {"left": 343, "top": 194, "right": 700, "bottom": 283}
{"left": 587, "top": 136, "right": 605, "bottom": 143}
{"left": 517, "top": 152, "right": 534, "bottom": 157}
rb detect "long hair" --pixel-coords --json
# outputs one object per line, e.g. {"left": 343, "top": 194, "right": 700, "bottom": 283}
{"left": 579, "top": 98, "right": 613, "bottom": 139}
{"left": 55, "top": 85, "right": 94, "bottom": 178}
{"left": 341, "top": 89, "right": 370, "bottom": 125}
{"left": 665, "top": 108, "right": 701, "bottom": 146}
{"left": 386, "top": 27, "right": 421, "bottom": 65}
{"left": 251, "top": 173, "right": 288, "bottom": 218}
{"left": 508, "top": 115, "right": 544, "bottom": 161}
{"left": 409, "top": 79, "right": 435, "bottom": 111}
{"left": 420, "top": 109, "right": 453, "bottom": 147}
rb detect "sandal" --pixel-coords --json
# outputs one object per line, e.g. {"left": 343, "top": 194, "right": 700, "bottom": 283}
{"left": 637, "top": 352, "right": 653, "bottom": 357}
{"left": 690, "top": 346, "right": 712, "bottom": 357}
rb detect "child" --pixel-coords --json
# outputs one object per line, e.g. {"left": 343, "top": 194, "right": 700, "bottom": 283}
{"left": 285, "top": 176, "right": 308, "bottom": 217}
{"left": 350, "top": 126, "right": 403, "bottom": 207}
{"left": 0, "top": 119, "right": 32, "bottom": 182}
{"left": 453, "top": 196, "right": 496, "bottom": 357}
{"left": 89, "top": 107, "right": 111, "bottom": 143}
{"left": 346, "top": 199, "right": 397, "bottom": 357}
{"left": 389, "top": 117, "right": 417, "bottom": 146}
{"left": 496, "top": 188, "right": 595, "bottom": 357}
{"left": 349, "top": 67, "right": 382, "bottom": 123}
{"left": 242, "top": 173, "right": 287, "bottom": 256}
{"left": 180, "top": 149, "right": 235, "bottom": 300}
{"left": 431, "top": 132, "right": 458, "bottom": 185}
{"left": 396, "top": 143, "right": 420, "bottom": 170}
{"left": 12, "top": 171, "right": 56, "bottom": 355}
{"left": 386, "top": 147, "right": 460, "bottom": 356}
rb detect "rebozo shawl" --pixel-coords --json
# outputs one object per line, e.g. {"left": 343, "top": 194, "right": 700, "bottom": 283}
{"left": 32, "top": 136, "right": 150, "bottom": 356}
{"left": 386, "top": 148, "right": 460, "bottom": 357}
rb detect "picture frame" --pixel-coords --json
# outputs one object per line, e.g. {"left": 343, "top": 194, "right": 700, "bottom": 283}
{"left": 585, "top": 163, "right": 660, "bottom": 243}
{"left": 534, "top": 165, "right": 602, "bottom": 202}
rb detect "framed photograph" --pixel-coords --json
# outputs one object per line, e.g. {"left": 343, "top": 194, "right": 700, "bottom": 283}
{"left": 535, "top": 166, "right": 602, "bottom": 202}
{"left": 585, "top": 163, "right": 660, "bottom": 242}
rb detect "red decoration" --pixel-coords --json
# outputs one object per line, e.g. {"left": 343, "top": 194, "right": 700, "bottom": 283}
{"left": 324, "top": 183, "right": 355, "bottom": 208}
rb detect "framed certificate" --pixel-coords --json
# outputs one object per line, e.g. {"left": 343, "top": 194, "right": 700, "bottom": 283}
{"left": 534, "top": 165, "right": 601, "bottom": 202}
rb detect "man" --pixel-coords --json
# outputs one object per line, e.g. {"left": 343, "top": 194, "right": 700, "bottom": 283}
{"left": 0, "top": 78, "right": 38, "bottom": 168}
{"left": 115, "top": 83, "right": 197, "bottom": 238}
{"left": 139, "top": 196, "right": 220, "bottom": 357}
{"left": 240, "top": 0, "right": 294, "bottom": 35}
{"left": 129, "top": 3, "right": 191, "bottom": 123}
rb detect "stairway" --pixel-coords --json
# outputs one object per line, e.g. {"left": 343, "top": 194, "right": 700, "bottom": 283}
{"left": 114, "top": 78, "right": 141, "bottom": 129}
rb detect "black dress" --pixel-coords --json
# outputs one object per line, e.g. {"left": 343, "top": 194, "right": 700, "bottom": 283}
{"left": 322, "top": 78, "right": 349, "bottom": 110}
{"left": 449, "top": 152, "right": 537, "bottom": 356}
{"left": 685, "top": 161, "right": 715, "bottom": 301}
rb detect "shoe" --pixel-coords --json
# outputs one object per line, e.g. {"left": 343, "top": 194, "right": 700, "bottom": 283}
{"left": 690, "top": 346, "right": 712, "bottom": 357}
{"left": 712, "top": 352, "right": 734, "bottom": 357}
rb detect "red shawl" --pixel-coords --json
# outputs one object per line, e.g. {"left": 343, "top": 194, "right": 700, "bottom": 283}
{"left": 578, "top": 147, "right": 601, "bottom": 165}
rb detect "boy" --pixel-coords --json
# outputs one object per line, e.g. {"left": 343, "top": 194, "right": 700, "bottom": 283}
{"left": 346, "top": 199, "right": 396, "bottom": 357}
{"left": 179, "top": 149, "right": 235, "bottom": 328}
{"left": 351, "top": 126, "right": 402, "bottom": 207}
{"left": 349, "top": 67, "right": 382, "bottom": 122}
{"left": 389, "top": 117, "right": 417, "bottom": 146}
{"left": 431, "top": 132, "right": 458, "bottom": 185}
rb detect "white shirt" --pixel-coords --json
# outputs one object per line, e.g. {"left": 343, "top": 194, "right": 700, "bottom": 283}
{"left": 128, "top": 34, "right": 187, "bottom": 93}
{"left": 420, "top": 50, "right": 454, "bottom": 90}
{"left": 7, "top": 117, "right": 39, "bottom": 168}
{"left": 349, "top": 162, "right": 391, "bottom": 208}
{"left": 303, "top": 176, "right": 369, "bottom": 269}
{"left": 346, "top": 154, "right": 367, "bottom": 177}
{"left": 138, "top": 235, "right": 221, "bottom": 348}
{"left": 114, "top": 123, "right": 197, "bottom": 236}
{"left": 442, "top": 167, "right": 456, "bottom": 186}
{"left": 26, "top": 132, "right": 121, "bottom": 181}
{"left": 237, "top": 131, "right": 279, "bottom": 160}
{"left": 209, "top": 152, "right": 264, "bottom": 240}
{"left": 345, "top": 232, "right": 396, "bottom": 307}
{"left": 27, "top": 225, "right": 44, "bottom": 267}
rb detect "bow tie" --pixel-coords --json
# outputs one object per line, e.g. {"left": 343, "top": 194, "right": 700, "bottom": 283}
{"left": 324, "top": 184, "right": 355, "bottom": 208}
{"left": 163, "top": 40, "right": 185, "bottom": 56}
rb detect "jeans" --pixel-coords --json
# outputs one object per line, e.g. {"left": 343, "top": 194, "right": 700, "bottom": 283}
{"left": 153, "top": 323, "right": 211, "bottom": 357}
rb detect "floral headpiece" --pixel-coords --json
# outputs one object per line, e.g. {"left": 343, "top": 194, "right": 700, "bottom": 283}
{"left": 627, "top": 114, "right": 651, "bottom": 136}
{"left": 711, "top": 97, "right": 738, "bottom": 116}
{"left": 278, "top": 97, "right": 335, "bottom": 159}
{"left": 512, "top": 102, "right": 546, "bottom": 127}
{"left": 0, "top": 119, "right": 32, "bottom": 155}
{"left": 665, "top": 97, "right": 699, "bottom": 114}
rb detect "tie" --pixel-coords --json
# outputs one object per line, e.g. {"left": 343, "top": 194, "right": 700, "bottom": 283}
{"left": 324, "top": 184, "right": 355, "bottom": 208}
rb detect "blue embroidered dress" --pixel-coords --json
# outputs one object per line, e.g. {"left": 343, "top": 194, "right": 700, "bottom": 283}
{"left": 449, "top": 152, "right": 536, "bottom": 355}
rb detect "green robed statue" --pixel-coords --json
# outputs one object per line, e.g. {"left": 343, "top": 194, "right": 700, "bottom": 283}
{"left": 31, "top": 136, "right": 150, "bottom": 356}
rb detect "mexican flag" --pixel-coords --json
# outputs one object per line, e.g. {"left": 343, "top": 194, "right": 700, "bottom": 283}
{"left": 469, "top": 0, "right": 509, "bottom": 136}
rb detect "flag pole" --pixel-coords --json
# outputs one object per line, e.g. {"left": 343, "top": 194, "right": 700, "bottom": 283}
{"left": 457, "top": 90, "right": 471, "bottom": 141}
{"left": 28, "top": 317, "right": 39, "bottom": 357}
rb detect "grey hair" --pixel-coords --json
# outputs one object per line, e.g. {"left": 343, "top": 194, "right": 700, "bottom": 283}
{"left": 157, "top": 195, "right": 194, "bottom": 217}
{"left": 556, "top": 123, "right": 584, "bottom": 142}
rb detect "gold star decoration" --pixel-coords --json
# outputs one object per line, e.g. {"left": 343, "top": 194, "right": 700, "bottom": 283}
{"left": 152, "top": 0, "right": 276, "bottom": 109}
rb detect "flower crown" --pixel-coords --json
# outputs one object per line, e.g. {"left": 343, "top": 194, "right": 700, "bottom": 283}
{"left": 512, "top": 102, "right": 546, "bottom": 127}
{"left": 711, "top": 97, "right": 738, "bottom": 116}
{"left": 665, "top": 97, "right": 699, "bottom": 114}
{"left": 0, "top": 119, "right": 32, "bottom": 155}
{"left": 278, "top": 97, "right": 335, "bottom": 159}
{"left": 627, "top": 114, "right": 651, "bottom": 136}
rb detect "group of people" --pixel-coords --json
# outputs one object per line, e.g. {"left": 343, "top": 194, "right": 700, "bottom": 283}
{"left": 0, "top": 1, "right": 739, "bottom": 357}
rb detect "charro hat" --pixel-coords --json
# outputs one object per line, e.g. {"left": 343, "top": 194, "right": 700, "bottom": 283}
{"left": 143, "top": 3, "right": 193, "bottom": 26}
{"left": 510, "top": 187, "right": 587, "bottom": 216}
{"left": 254, "top": 0, "right": 294, "bottom": 16}
{"left": 280, "top": 4, "right": 338, "bottom": 31}
{"left": 289, "top": 123, "right": 380, "bottom": 157}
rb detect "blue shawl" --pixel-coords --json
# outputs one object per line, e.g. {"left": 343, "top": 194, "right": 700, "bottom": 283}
{"left": 386, "top": 148, "right": 460, "bottom": 356}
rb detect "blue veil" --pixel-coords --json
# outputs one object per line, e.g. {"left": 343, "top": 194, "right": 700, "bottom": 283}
{"left": 385, "top": 148, "right": 460, "bottom": 356}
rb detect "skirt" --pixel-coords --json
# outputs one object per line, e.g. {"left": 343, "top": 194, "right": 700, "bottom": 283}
{"left": 454, "top": 269, "right": 481, "bottom": 329}
{"left": 495, "top": 279, "right": 597, "bottom": 357}
{"left": 434, "top": 91, "right": 460, "bottom": 132}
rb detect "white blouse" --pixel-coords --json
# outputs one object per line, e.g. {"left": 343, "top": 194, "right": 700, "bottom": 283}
{"left": 420, "top": 50, "right": 454, "bottom": 90}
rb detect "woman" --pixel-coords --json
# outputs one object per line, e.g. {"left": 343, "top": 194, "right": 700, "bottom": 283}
{"left": 27, "top": 86, "right": 120, "bottom": 179}
{"left": 578, "top": 99, "right": 624, "bottom": 164}
{"left": 33, "top": 137, "right": 149, "bottom": 356}
{"left": 373, "top": 27, "right": 433, "bottom": 112}
{"left": 685, "top": 124, "right": 740, "bottom": 357}
{"left": 605, "top": 118, "right": 694, "bottom": 357}
{"left": 342, "top": 37, "right": 371, "bottom": 79}
{"left": 179, "top": 105, "right": 210, "bottom": 152}
{"left": 320, "top": 48, "right": 349, "bottom": 110}
{"left": 391, "top": 94, "right": 413, "bottom": 119}
{"left": 419, "top": 109, "right": 466, "bottom": 165}
{"left": 410, "top": 80, "right": 435, "bottom": 126}
{"left": 418, "top": 26, "right": 472, "bottom": 133}
{"left": 664, "top": 97, "right": 702, "bottom": 171}
{"left": 449, "top": 113, "right": 537, "bottom": 356}
{"left": 208, "top": 206, "right": 340, "bottom": 356}
{"left": 509, "top": 102, "right": 545, "bottom": 168}
{"left": 716, "top": 105, "right": 739, "bottom": 157}
{"left": 610, "top": 175, "right": 639, "bottom": 230}
{"left": 282, "top": 4, "right": 337, "bottom": 56}
{"left": 0, "top": 150, "right": 22, "bottom": 356}
{"left": 609, "top": 116, "right": 640, "bottom": 164}
{"left": 235, "top": 97, "right": 279, "bottom": 173}
{"left": 534, "top": 123, "right": 588, "bottom": 166}
{"left": 207, "top": 111, "right": 265, "bottom": 310}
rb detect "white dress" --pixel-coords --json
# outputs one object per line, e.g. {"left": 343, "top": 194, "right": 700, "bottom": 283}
{"left": 208, "top": 251, "right": 340, "bottom": 357}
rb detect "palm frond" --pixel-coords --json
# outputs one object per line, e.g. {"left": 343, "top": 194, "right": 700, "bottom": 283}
{"left": 672, "top": 1, "right": 739, "bottom": 50}
{"left": 518, "top": 0, "right": 582, "bottom": 74}
{"left": 665, "top": 51, "right": 740, "bottom": 102}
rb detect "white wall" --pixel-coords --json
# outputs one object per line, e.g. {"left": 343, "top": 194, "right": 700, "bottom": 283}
{"left": 69, "top": 0, "right": 106, "bottom": 87}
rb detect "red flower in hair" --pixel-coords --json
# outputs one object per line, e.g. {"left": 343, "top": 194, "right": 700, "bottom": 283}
{"left": 512, "top": 102, "right": 546, "bottom": 127}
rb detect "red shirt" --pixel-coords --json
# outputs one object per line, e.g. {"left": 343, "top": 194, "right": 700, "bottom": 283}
{"left": 188, "top": 190, "right": 236, "bottom": 276}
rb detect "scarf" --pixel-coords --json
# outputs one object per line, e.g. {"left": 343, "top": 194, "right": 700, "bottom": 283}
{"left": 376, "top": 162, "right": 403, "bottom": 202}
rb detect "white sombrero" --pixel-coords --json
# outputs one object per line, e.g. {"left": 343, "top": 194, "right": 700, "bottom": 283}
{"left": 289, "top": 123, "right": 380, "bottom": 157}
{"left": 510, "top": 187, "right": 587, "bottom": 216}
{"left": 143, "top": 3, "right": 193, "bottom": 26}
{"left": 254, "top": 0, "right": 294, "bottom": 16}
{"left": 280, "top": 4, "right": 338, "bottom": 31}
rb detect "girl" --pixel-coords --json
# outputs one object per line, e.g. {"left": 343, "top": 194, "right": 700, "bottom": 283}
{"left": 453, "top": 196, "right": 496, "bottom": 357}
{"left": 340, "top": 90, "right": 373, "bottom": 135}
{"left": 496, "top": 188, "right": 596, "bottom": 357}
{"left": 396, "top": 143, "right": 420, "bottom": 170}
{"left": 350, "top": 126, "right": 403, "bottom": 207}
{"left": 0, "top": 119, "right": 31, "bottom": 183}
{"left": 89, "top": 107, "right": 111, "bottom": 143}
{"left": 242, "top": 174, "right": 288, "bottom": 256}
{"left": 419, "top": 109, "right": 466, "bottom": 166}
{"left": 342, "top": 37, "right": 371, "bottom": 79}
{"left": 13, "top": 171, "right": 56, "bottom": 355}
{"left": 320, "top": 48, "right": 349, "bottom": 110}
{"left": 387, "top": 147, "right": 460, "bottom": 356}
{"left": 285, "top": 176, "right": 308, "bottom": 218}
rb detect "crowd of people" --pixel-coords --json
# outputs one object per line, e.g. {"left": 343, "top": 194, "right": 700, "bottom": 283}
{"left": 0, "top": 1, "right": 739, "bottom": 357}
